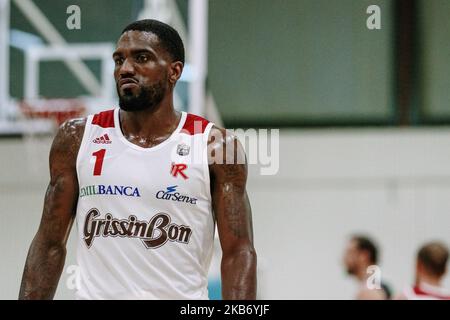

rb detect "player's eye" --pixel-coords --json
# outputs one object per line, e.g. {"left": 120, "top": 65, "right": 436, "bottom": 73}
{"left": 114, "top": 58, "right": 124, "bottom": 66}
{"left": 136, "top": 54, "right": 149, "bottom": 63}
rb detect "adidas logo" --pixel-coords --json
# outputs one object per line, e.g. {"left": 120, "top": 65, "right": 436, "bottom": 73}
{"left": 93, "top": 133, "right": 112, "bottom": 144}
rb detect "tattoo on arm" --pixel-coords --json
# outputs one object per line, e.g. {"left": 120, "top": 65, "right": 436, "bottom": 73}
{"left": 19, "top": 118, "right": 85, "bottom": 300}
{"left": 209, "top": 127, "right": 257, "bottom": 300}
{"left": 220, "top": 165, "right": 249, "bottom": 239}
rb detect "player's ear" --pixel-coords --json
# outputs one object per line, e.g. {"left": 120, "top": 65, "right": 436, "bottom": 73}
{"left": 169, "top": 61, "right": 183, "bottom": 85}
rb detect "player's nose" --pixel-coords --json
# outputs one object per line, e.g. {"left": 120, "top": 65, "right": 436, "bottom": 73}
{"left": 119, "top": 58, "right": 135, "bottom": 76}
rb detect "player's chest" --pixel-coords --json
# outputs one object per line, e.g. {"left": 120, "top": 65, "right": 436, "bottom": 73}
{"left": 77, "top": 138, "right": 206, "bottom": 194}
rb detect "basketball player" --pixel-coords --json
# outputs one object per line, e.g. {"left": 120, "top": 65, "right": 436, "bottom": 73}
{"left": 18, "top": 19, "right": 257, "bottom": 300}
{"left": 343, "top": 235, "right": 391, "bottom": 300}
{"left": 397, "top": 241, "right": 450, "bottom": 300}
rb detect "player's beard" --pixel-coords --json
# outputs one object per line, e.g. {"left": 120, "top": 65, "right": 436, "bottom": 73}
{"left": 118, "top": 80, "right": 167, "bottom": 112}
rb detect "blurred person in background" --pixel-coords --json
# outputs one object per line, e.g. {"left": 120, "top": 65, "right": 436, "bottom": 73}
{"left": 397, "top": 241, "right": 450, "bottom": 300}
{"left": 343, "top": 235, "right": 392, "bottom": 300}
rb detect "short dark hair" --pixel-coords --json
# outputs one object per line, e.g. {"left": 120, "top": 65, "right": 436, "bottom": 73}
{"left": 352, "top": 235, "right": 378, "bottom": 264}
{"left": 122, "top": 19, "right": 185, "bottom": 64}
{"left": 417, "top": 242, "right": 448, "bottom": 277}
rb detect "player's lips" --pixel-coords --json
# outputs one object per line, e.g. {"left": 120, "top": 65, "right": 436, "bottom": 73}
{"left": 119, "top": 78, "right": 138, "bottom": 89}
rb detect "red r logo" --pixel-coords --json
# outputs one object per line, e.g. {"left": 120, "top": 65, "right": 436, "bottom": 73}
{"left": 171, "top": 163, "right": 188, "bottom": 179}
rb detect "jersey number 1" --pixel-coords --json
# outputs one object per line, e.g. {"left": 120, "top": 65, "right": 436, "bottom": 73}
{"left": 92, "top": 149, "right": 106, "bottom": 176}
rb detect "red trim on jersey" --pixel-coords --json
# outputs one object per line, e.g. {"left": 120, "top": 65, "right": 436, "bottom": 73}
{"left": 413, "top": 286, "right": 450, "bottom": 300}
{"left": 92, "top": 109, "right": 115, "bottom": 128}
{"left": 181, "top": 113, "right": 210, "bottom": 135}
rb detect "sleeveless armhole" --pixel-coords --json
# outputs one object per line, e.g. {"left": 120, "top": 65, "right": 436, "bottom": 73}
{"left": 76, "top": 115, "right": 93, "bottom": 183}
{"left": 203, "top": 122, "right": 215, "bottom": 223}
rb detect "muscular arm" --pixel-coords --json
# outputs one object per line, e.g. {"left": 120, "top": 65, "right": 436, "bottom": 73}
{"left": 19, "top": 118, "right": 86, "bottom": 299}
{"left": 209, "top": 127, "right": 257, "bottom": 300}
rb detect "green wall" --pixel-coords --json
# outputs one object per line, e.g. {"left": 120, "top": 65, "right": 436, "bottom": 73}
{"left": 419, "top": 0, "right": 450, "bottom": 120}
{"left": 208, "top": 0, "right": 394, "bottom": 126}
{"left": 9, "top": 0, "right": 450, "bottom": 126}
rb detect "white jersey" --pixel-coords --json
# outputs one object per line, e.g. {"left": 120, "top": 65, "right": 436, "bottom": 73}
{"left": 74, "top": 108, "right": 215, "bottom": 300}
{"left": 402, "top": 283, "right": 450, "bottom": 300}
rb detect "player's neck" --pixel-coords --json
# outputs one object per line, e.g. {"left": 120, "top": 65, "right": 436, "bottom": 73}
{"left": 119, "top": 95, "right": 180, "bottom": 137}
{"left": 416, "top": 273, "right": 442, "bottom": 287}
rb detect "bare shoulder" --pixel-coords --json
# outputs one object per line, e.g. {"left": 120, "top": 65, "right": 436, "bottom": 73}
{"left": 208, "top": 125, "right": 247, "bottom": 170}
{"left": 208, "top": 125, "right": 235, "bottom": 148}
{"left": 55, "top": 117, "right": 86, "bottom": 142}
{"left": 50, "top": 117, "right": 87, "bottom": 167}
{"left": 356, "top": 288, "right": 387, "bottom": 300}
